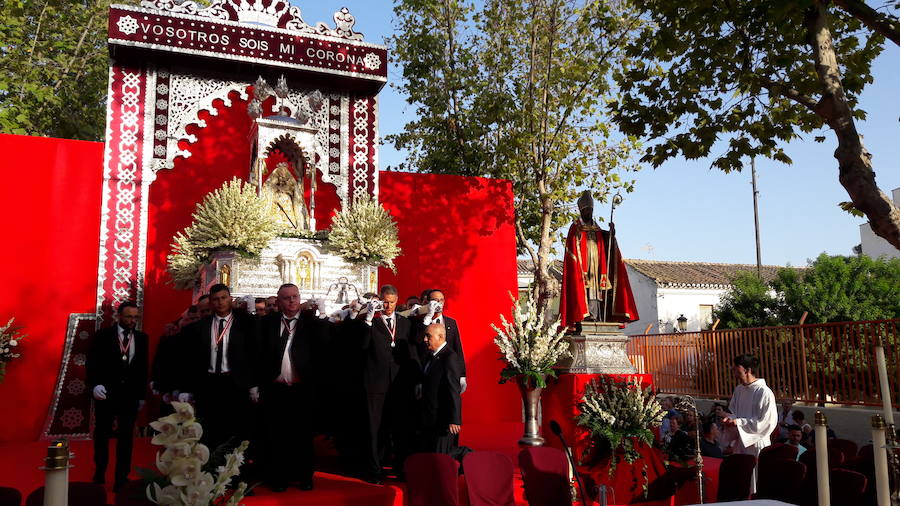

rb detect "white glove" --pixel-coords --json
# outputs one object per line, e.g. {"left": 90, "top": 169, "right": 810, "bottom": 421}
{"left": 399, "top": 304, "right": 421, "bottom": 317}
{"left": 249, "top": 386, "right": 260, "bottom": 403}
{"left": 423, "top": 301, "right": 439, "bottom": 326}
{"left": 93, "top": 385, "right": 107, "bottom": 400}
{"left": 460, "top": 376, "right": 467, "bottom": 393}
{"left": 177, "top": 392, "right": 193, "bottom": 403}
{"left": 365, "top": 302, "right": 376, "bottom": 325}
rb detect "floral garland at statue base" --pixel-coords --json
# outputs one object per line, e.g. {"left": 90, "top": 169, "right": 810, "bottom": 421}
{"left": 0, "top": 318, "right": 27, "bottom": 384}
{"left": 576, "top": 377, "right": 664, "bottom": 496}
{"left": 492, "top": 293, "right": 571, "bottom": 388}
{"left": 144, "top": 402, "right": 249, "bottom": 506}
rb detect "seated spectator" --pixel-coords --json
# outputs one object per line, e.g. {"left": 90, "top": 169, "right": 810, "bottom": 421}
{"left": 776, "top": 399, "right": 794, "bottom": 441}
{"left": 664, "top": 414, "right": 695, "bottom": 461}
{"left": 791, "top": 411, "right": 813, "bottom": 445}
{"left": 699, "top": 418, "right": 724, "bottom": 458}
{"left": 785, "top": 424, "right": 807, "bottom": 459}
{"left": 660, "top": 396, "right": 678, "bottom": 436}
{"left": 682, "top": 409, "right": 698, "bottom": 438}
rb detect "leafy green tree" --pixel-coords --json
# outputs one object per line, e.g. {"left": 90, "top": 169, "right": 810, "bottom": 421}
{"left": 0, "top": 1, "right": 125, "bottom": 140}
{"left": 610, "top": 0, "right": 900, "bottom": 251}
{"left": 713, "top": 271, "right": 783, "bottom": 329}
{"left": 714, "top": 254, "right": 900, "bottom": 328}
{"left": 388, "top": 0, "right": 642, "bottom": 309}
{"left": 773, "top": 253, "right": 900, "bottom": 323}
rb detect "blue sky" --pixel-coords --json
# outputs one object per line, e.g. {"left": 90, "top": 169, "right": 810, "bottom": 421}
{"left": 302, "top": 2, "right": 899, "bottom": 267}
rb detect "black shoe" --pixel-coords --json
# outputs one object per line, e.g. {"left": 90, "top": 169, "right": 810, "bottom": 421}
{"left": 297, "top": 480, "right": 314, "bottom": 491}
{"left": 271, "top": 485, "right": 288, "bottom": 493}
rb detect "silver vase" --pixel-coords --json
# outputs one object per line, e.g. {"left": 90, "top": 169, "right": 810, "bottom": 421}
{"left": 518, "top": 378, "right": 545, "bottom": 447}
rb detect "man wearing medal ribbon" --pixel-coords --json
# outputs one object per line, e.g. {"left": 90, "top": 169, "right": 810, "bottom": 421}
{"left": 179, "top": 284, "right": 257, "bottom": 459}
{"left": 351, "top": 284, "right": 419, "bottom": 484}
{"left": 86, "top": 301, "right": 149, "bottom": 491}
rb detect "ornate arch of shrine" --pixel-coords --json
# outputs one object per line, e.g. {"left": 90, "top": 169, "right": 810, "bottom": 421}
{"left": 96, "top": 0, "right": 387, "bottom": 324}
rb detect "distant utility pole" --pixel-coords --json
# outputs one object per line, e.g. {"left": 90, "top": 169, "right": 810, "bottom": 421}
{"left": 751, "top": 157, "right": 762, "bottom": 279}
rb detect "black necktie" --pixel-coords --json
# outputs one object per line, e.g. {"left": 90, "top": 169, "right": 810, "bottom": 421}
{"left": 282, "top": 318, "right": 295, "bottom": 344}
{"left": 386, "top": 317, "right": 394, "bottom": 332}
{"left": 215, "top": 318, "right": 225, "bottom": 374}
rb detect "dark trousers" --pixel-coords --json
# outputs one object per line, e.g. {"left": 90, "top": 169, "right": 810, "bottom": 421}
{"left": 418, "top": 427, "right": 455, "bottom": 455}
{"left": 195, "top": 373, "right": 249, "bottom": 456}
{"left": 93, "top": 396, "right": 139, "bottom": 483}
{"left": 261, "top": 382, "right": 314, "bottom": 487}
{"left": 365, "top": 383, "right": 414, "bottom": 478}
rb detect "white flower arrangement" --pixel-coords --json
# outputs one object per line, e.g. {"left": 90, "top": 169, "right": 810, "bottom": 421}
{"left": 576, "top": 377, "right": 665, "bottom": 482}
{"left": 492, "top": 292, "right": 571, "bottom": 387}
{"left": 167, "top": 178, "right": 280, "bottom": 289}
{"left": 146, "top": 402, "right": 249, "bottom": 506}
{"left": 0, "top": 317, "right": 26, "bottom": 384}
{"left": 327, "top": 195, "right": 401, "bottom": 271}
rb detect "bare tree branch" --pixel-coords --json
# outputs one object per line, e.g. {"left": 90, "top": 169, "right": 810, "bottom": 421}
{"left": 833, "top": 0, "right": 900, "bottom": 47}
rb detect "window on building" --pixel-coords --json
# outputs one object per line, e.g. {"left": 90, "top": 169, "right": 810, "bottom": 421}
{"left": 699, "top": 305, "right": 714, "bottom": 330}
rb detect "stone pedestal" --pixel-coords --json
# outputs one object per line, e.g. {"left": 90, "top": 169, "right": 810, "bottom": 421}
{"left": 558, "top": 321, "right": 637, "bottom": 374}
{"left": 196, "top": 237, "right": 377, "bottom": 315}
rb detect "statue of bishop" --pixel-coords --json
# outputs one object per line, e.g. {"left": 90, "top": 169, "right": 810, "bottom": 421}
{"left": 560, "top": 191, "right": 639, "bottom": 329}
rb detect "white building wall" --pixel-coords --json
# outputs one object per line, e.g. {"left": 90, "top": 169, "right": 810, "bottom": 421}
{"left": 656, "top": 286, "right": 729, "bottom": 332}
{"left": 623, "top": 265, "right": 660, "bottom": 336}
{"left": 860, "top": 188, "right": 900, "bottom": 260}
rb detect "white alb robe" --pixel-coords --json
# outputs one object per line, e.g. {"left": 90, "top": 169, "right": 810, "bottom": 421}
{"left": 723, "top": 378, "right": 778, "bottom": 492}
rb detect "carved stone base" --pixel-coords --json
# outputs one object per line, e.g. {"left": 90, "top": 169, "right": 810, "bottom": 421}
{"left": 195, "top": 237, "right": 377, "bottom": 315}
{"left": 557, "top": 321, "right": 637, "bottom": 375}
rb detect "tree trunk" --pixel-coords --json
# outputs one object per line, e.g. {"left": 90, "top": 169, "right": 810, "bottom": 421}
{"left": 806, "top": 2, "right": 900, "bottom": 251}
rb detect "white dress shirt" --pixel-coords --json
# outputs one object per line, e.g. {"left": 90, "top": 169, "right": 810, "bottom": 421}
{"left": 209, "top": 312, "right": 233, "bottom": 373}
{"left": 276, "top": 315, "right": 299, "bottom": 384}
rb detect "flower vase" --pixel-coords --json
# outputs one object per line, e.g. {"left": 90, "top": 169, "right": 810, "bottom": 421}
{"left": 517, "top": 377, "right": 545, "bottom": 447}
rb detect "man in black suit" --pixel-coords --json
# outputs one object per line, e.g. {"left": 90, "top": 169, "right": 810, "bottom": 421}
{"left": 351, "top": 284, "right": 420, "bottom": 484}
{"left": 179, "top": 284, "right": 256, "bottom": 456}
{"left": 419, "top": 289, "right": 467, "bottom": 392}
{"left": 86, "top": 301, "right": 148, "bottom": 491}
{"left": 419, "top": 322, "right": 462, "bottom": 454}
{"left": 255, "top": 283, "right": 325, "bottom": 492}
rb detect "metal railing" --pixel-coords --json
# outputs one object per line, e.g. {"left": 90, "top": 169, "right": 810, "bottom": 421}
{"left": 626, "top": 319, "right": 900, "bottom": 407}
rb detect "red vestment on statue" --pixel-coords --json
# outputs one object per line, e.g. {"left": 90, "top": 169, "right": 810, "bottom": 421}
{"left": 560, "top": 220, "right": 639, "bottom": 327}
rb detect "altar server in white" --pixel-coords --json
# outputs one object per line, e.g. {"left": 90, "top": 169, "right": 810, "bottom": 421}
{"left": 720, "top": 353, "right": 778, "bottom": 492}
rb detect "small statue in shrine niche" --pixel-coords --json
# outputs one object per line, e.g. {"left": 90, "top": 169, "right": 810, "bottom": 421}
{"left": 263, "top": 162, "right": 309, "bottom": 231}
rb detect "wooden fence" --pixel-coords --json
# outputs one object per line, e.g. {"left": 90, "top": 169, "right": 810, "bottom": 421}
{"left": 626, "top": 319, "right": 900, "bottom": 407}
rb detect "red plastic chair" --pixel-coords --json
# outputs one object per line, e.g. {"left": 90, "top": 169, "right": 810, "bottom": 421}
{"left": 755, "top": 457, "right": 806, "bottom": 504}
{"left": 26, "top": 482, "right": 108, "bottom": 506}
{"left": 759, "top": 442, "right": 799, "bottom": 463}
{"left": 716, "top": 454, "right": 757, "bottom": 503}
{"left": 799, "top": 446, "right": 844, "bottom": 472}
{"left": 517, "top": 447, "right": 570, "bottom": 506}
{"left": 828, "top": 438, "right": 858, "bottom": 460}
{"left": 0, "top": 487, "right": 21, "bottom": 506}
{"left": 404, "top": 452, "right": 460, "bottom": 506}
{"left": 830, "top": 468, "right": 867, "bottom": 504}
{"left": 463, "top": 451, "right": 515, "bottom": 506}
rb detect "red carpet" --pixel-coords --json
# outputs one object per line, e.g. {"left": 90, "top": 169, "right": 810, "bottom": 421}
{"left": 0, "top": 423, "right": 530, "bottom": 506}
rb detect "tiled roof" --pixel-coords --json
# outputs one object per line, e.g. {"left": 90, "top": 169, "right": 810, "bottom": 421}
{"left": 517, "top": 259, "right": 563, "bottom": 280}
{"left": 625, "top": 259, "right": 800, "bottom": 288}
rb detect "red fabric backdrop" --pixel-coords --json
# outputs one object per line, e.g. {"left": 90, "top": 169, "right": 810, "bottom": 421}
{"left": 0, "top": 132, "right": 519, "bottom": 443}
{"left": 379, "top": 171, "right": 520, "bottom": 425}
{"left": 0, "top": 134, "right": 103, "bottom": 444}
